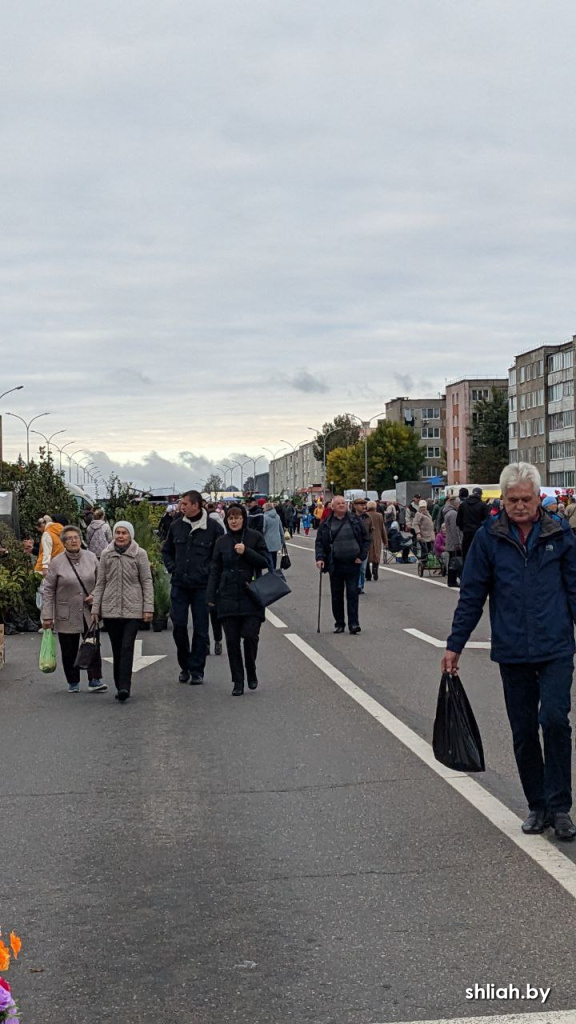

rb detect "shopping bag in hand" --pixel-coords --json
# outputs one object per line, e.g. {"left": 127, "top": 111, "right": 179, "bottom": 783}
{"left": 39, "top": 628, "right": 57, "bottom": 673}
{"left": 432, "top": 672, "right": 485, "bottom": 772}
{"left": 74, "top": 622, "right": 101, "bottom": 673}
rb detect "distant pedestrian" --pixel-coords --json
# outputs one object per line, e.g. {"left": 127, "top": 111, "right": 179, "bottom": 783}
{"left": 351, "top": 497, "right": 373, "bottom": 592}
{"left": 246, "top": 497, "right": 264, "bottom": 533}
{"left": 206, "top": 504, "right": 269, "bottom": 695}
{"left": 365, "top": 501, "right": 387, "bottom": 581}
{"left": 263, "top": 502, "right": 285, "bottom": 571}
{"left": 42, "top": 525, "right": 105, "bottom": 693}
{"left": 91, "top": 521, "right": 154, "bottom": 702}
{"left": 412, "top": 500, "right": 435, "bottom": 561}
{"left": 456, "top": 487, "right": 488, "bottom": 561}
{"left": 315, "top": 495, "right": 369, "bottom": 634}
{"left": 86, "top": 508, "right": 113, "bottom": 559}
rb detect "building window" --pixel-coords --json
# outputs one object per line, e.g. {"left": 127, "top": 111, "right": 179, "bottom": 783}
{"left": 421, "top": 426, "right": 440, "bottom": 438}
{"left": 471, "top": 388, "right": 490, "bottom": 401}
{"left": 421, "top": 408, "right": 440, "bottom": 419}
{"left": 548, "top": 351, "right": 574, "bottom": 372}
{"left": 549, "top": 441, "right": 576, "bottom": 460}
{"left": 509, "top": 395, "right": 516, "bottom": 412}
{"left": 548, "top": 383, "right": 563, "bottom": 403}
{"left": 520, "top": 394, "right": 526, "bottom": 411}
{"left": 509, "top": 368, "right": 516, "bottom": 386}
{"left": 519, "top": 367, "right": 526, "bottom": 384}
{"left": 426, "top": 446, "right": 441, "bottom": 458}
{"left": 509, "top": 422, "right": 517, "bottom": 439}
{"left": 538, "top": 358, "right": 544, "bottom": 376}
{"left": 550, "top": 471, "right": 576, "bottom": 487}
{"left": 549, "top": 410, "right": 575, "bottom": 431}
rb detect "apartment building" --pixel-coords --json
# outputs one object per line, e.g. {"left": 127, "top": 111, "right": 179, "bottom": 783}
{"left": 508, "top": 336, "right": 576, "bottom": 487}
{"left": 445, "top": 378, "right": 508, "bottom": 484}
{"left": 269, "top": 441, "right": 323, "bottom": 495}
{"left": 384, "top": 396, "right": 446, "bottom": 482}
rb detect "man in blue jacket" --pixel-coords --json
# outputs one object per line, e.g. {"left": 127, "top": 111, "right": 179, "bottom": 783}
{"left": 442, "top": 462, "right": 576, "bottom": 841}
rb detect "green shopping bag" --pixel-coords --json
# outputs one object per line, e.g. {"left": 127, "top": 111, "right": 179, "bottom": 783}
{"left": 39, "top": 628, "right": 57, "bottom": 673}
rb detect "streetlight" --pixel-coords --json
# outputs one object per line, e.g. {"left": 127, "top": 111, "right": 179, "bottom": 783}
{"left": 347, "top": 412, "right": 386, "bottom": 497}
{"left": 68, "top": 449, "right": 86, "bottom": 482}
{"left": 216, "top": 465, "right": 233, "bottom": 490}
{"left": 31, "top": 427, "right": 66, "bottom": 458}
{"left": 228, "top": 459, "right": 252, "bottom": 491}
{"left": 0, "top": 386, "right": 24, "bottom": 470}
{"left": 262, "top": 447, "right": 286, "bottom": 497}
{"left": 307, "top": 425, "right": 340, "bottom": 491}
{"left": 280, "top": 439, "right": 308, "bottom": 497}
{"left": 52, "top": 439, "right": 77, "bottom": 474}
{"left": 246, "top": 455, "right": 266, "bottom": 490}
{"left": 5, "top": 411, "right": 50, "bottom": 464}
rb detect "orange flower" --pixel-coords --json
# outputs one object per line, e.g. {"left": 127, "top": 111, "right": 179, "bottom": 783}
{"left": 9, "top": 933, "right": 21, "bottom": 959}
{"left": 0, "top": 940, "right": 10, "bottom": 971}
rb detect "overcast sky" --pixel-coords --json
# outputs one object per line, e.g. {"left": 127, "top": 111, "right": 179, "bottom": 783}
{"left": 1, "top": 1, "right": 575, "bottom": 488}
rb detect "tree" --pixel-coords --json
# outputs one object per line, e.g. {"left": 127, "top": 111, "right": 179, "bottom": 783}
{"left": 468, "top": 388, "right": 509, "bottom": 482}
{"left": 0, "top": 450, "right": 78, "bottom": 537}
{"left": 326, "top": 422, "right": 425, "bottom": 494}
{"left": 312, "top": 414, "right": 362, "bottom": 464}
{"left": 103, "top": 473, "right": 134, "bottom": 521}
{"left": 204, "top": 473, "right": 223, "bottom": 499}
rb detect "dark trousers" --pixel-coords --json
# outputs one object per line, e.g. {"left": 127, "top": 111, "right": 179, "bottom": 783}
{"left": 170, "top": 584, "right": 209, "bottom": 676}
{"left": 461, "top": 532, "right": 475, "bottom": 562}
{"left": 267, "top": 550, "right": 278, "bottom": 572}
{"left": 58, "top": 631, "right": 99, "bottom": 685}
{"left": 365, "top": 561, "right": 379, "bottom": 581}
{"left": 329, "top": 563, "right": 361, "bottom": 629}
{"left": 103, "top": 618, "right": 140, "bottom": 693}
{"left": 499, "top": 657, "right": 573, "bottom": 813}
{"left": 209, "top": 607, "right": 223, "bottom": 644}
{"left": 222, "top": 615, "right": 261, "bottom": 686}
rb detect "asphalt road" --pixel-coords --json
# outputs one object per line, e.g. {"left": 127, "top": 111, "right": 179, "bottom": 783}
{"left": 3, "top": 536, "right": 576, "bottom": 1023}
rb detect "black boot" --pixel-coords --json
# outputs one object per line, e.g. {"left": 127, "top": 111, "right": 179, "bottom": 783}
{"left": 232, "top": 682, "right": 244, "bottom": 696}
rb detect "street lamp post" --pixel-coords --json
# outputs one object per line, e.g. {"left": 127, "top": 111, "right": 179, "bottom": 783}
{"left": 31, "top": 427, "right": 66, "bottom": 458}
{"left": 68, "top": 449, "right": 86, "bottom": 482}
{"left": 54, "top": 439, "right": 77, "bottom": 475}
{"left": 216, "top": 465, "right": 232, "bottom": 490}
{"left": 5, "top": 411, "right": 50, "bottom": 464}
{"left": 347, "top": 412, "right": 386, "bottom": 497}
{"left": 262, "top": 447, "right": 286, "bottom": 497}
{"left": 307, "top": 425, "right": 339, "bottom": 491}
{"left": 280, "top": 439, "right": 308, "bottom": 497}
{"left": 0, "top": 386, "right": 24, "bottom": 468}
{"left": 247, "top": 455, "right": 266, "bottom": 490}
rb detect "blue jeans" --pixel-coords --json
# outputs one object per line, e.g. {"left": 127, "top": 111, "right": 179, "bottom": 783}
{"left": 358, "top": 558, "right": 367, "bottom": 590}
{"left": 499, "top": 657, "right": 574, "bottom": 813}
{"left": 170, "top": 584, "right": 209, "bottom": 676}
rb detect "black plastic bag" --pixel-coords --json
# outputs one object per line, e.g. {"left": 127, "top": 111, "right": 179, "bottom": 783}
{"left": 433, "top": 672, "right": 485, "bottom": 772}
{"left": 280, "top": 547, "right": 291, "bottom": 571}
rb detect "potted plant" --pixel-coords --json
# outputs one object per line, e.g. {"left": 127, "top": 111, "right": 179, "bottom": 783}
{"left": 152, "top": 568, "right": 171, "bottom": 631}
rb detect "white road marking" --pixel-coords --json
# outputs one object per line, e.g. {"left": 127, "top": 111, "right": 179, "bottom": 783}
{"left": 404, "top": 627, "right": 491, "bottom": 650}
{"left": 380, "top": 565, "right": 454, "bottom": 589}
{"left": 285, "top": 633, "right": 576, "bottom": 902}
{"left": 286, "top": 542, "right": 313, "bottom": 551}
{"left": 104, "top": 639, "right": 166, "bottom": 674}
{"left": 371, "top": 1016, "right": 576, "bottom": 1024}
{"left": 265, "top": 609, "right": 287, "bottom": 629}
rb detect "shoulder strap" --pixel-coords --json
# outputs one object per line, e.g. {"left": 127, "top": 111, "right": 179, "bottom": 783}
{"left": 65, "top": 554, "right": 90, "bottom": 596}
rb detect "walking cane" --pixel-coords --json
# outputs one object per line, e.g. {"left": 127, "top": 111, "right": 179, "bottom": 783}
{"left": 317, "top": 568, "right": 323, "bottom": 633}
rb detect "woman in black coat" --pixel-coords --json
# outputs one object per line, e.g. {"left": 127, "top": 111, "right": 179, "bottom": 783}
{"left": 206, "top": 504, "right": 270, "bottom": 696}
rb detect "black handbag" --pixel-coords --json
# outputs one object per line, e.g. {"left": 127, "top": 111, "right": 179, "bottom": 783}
{"left": 280, "top": 544, "right": 291, "bottom": 571}
{"left": 74, "top": 622, "right": 102, "bottom": 673}
{"left": 247, "top": 570, "right": 291, "bottom": 608}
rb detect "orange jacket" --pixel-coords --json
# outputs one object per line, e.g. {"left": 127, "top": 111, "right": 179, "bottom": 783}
{"left": 35, "top": 522, "right": 65, "bottom": 572}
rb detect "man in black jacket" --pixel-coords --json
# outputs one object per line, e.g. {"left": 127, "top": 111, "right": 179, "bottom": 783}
{"left": 246, "top": 498, "right": 264, "bottom": 533}
{"left": 162, "top": 490, "right": 223, "bottom": 684}
{"left": 315, "top": 496, "right": 370, "bottom": 634}
{"left": 456, "top": 486, "right": 489, "bottom": 562}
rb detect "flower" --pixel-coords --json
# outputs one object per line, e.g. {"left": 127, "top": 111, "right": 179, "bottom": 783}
{"left": 0, "top": 942, "right": 9, "bottom": 972}
{"left": 8, "top": 936, "right": 20, "bottom": 961}
{"left": 0, "top": 979, "right": 10, "bottom": 992}
{"left": 0, "top": 983, "right": 13, "bottom": 1009}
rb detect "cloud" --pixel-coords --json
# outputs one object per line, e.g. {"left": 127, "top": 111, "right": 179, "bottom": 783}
{"left": 85, "top": 449, "right": 268, "bottom": 492}
{"left": 285, "top": 370, "right": 329, "bottom": 394}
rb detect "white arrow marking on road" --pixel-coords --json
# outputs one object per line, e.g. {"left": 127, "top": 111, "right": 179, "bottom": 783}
{"left": 404, "top": 627, "right": 491, "bottom": 649}
{"left": 104, "top": 639, "right": 166, "bottom": 674}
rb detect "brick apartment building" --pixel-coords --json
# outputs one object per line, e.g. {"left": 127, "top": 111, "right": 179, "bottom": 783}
{"left": 384, "top": 396, "right": 446, "bottom": 483}
{"left": 445, "top": 378, "right": 508, "bottom": 484}
{"left": 508, "top": 336, "right": 576, "bottom": 487}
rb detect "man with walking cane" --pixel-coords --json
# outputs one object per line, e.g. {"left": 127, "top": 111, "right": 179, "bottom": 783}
{"left": 315, "top": 495, "right": 369, "bottom": 634}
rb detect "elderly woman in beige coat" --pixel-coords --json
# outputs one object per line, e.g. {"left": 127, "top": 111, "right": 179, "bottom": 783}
{"left": 91, "top": 521, "right": 154, "bottom": 702}
{"left": 412, "top": 500, "right": 435, "bottom": 561}
{"left": 42, "top": 524, "right": 106, "bottom": 693}
{"left": 365, "top": 501, "right": 388, "bottom": 582}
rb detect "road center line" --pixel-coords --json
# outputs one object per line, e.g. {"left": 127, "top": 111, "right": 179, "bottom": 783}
{"left": 286, "top": 542, "right": 313, "bottom": 551}
{"left": 404, "top": 627, "right": 491, "bottom": 650}
{"left": 285, "top": 632, "right": 576, "bottom": 902}
{"left": 380, "top": 566, "right": 455, "bottom": 590}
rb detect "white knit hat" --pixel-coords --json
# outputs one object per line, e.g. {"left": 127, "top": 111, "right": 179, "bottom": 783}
{"left": 113, "top": 520, "right": 135, "bottom": 540}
